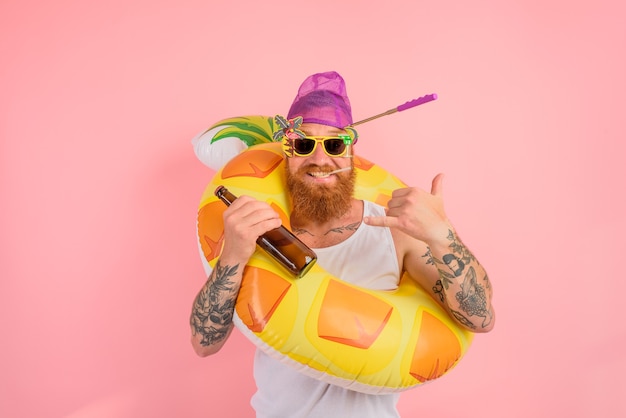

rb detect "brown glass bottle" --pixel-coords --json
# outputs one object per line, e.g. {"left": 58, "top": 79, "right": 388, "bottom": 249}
{"left": 214, "top": 186, "right": 317, "bottom": 278}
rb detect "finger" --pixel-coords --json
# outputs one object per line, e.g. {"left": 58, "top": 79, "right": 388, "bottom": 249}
{"left": 225, "top": 201, "right": 279, "bottom": 230}
{"left": 431, "top": 173, "right": 445, "bottom": 196}
{"left": 243, "top": 207, "right": 281, "bottom": 228}
{"left": 225, "top": 210, "right": 281, "bottom": 243}
{"left": 390, "top": 187, "right": 411, "bottom": 198}
{"left": 248, "top": 217, "right": 283, "bottom": 237}
{"left": 386, "top": 188, "right": 410, "bottom": 209}
{"left": 229, "top": 197, "right": 272, "bottom": 218}
{"left": 363, "top": 216, "right": 399, "bottom": 228}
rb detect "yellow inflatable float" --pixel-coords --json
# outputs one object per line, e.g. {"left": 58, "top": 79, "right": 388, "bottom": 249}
{"left": 196, "top": 116, "right": 474, "bottom": 394}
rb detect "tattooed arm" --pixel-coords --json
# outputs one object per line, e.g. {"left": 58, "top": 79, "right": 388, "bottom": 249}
{"left": 190, "top": 260, "right": 243, "bottom": 356}
{"left": 363, "top": 174, "right": 495, "bottom": 332}
{"left": 416, "top": 229, "right": 494, "bottom": 332}
{"left": 190, "top": 195, "right": 283, "bottom": 356}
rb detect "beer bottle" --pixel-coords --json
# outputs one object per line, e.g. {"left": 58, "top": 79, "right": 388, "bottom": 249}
{"left": 214, "top": 186, "right": 317, "bottom": 278}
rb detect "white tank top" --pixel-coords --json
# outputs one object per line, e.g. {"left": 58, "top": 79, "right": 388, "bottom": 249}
{"left": 251, "top": 201, "right": 402, "bottom": 418}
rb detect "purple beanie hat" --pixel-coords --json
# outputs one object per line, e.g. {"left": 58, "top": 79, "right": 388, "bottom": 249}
{"left": 287, "top": 71, "right": 353, "bottom": 129}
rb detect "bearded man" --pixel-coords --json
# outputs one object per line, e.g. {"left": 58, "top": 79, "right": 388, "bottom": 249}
{"left": 190, "top": 71, "right": 495, "bottom": 418}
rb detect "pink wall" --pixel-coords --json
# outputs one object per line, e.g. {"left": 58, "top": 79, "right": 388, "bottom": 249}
{"left": 2, "top": 0, "right": 624, "bottom": 417}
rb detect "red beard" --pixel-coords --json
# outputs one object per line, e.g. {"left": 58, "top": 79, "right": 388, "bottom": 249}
{"left": 286, "top": 164, "right": 356, "bottom": 224}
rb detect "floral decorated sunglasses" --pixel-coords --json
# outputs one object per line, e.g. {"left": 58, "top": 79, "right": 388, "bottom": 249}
{"left": 273, "top": 115, "right": 358, "bottom": 158}
{"left": 291, "top": 136, "right": 351, "bottom": 157}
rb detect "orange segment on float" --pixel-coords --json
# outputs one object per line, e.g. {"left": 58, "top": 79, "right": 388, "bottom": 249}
{"left": 373, "top": 193, "right": 392, "bottom": 207}
{"left": 409, "top": 311, "right": 463, "bottom": 382}
{"left": 197, "top": 201, "right": 226, "bottom": 261}
{"left": 317, "top": 279, "right": 393, "bottom": 349}
{"left": 221, "top": 149, "right": 283, "bottom": 179}
{"left": 353, "top": 156, "right": 375, "bottom": 171}
{"left": 236, "top": 267, "right": 292, "bottom": 333}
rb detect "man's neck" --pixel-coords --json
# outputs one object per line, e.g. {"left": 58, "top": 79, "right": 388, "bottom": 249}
{"left": 290, "top": 199, "right": 363, "bottom": 248}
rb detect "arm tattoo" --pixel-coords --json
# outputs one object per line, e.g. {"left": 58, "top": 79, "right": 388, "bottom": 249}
{"left": 190, "top": 262, "right": 240, "bottom": 346}
{"left": 424, "top": 230, "right": 493, "bottom": 329}
{"left": 432, "top": 279, "right": 446, "bottom": 302}
{"left": 446, "top": 229, "right": 477, "bottom": 266}
{"left": 455, "top": 266, "right": 493, "bottom": 328}
{"left": 423, "top": 248, "right": 455, "bottom": 289}
{"left": 450, "top": 309, "right": 476, "bottom": 329}
{"left": 422, "top": 229, "right": 476, "bottom": 289}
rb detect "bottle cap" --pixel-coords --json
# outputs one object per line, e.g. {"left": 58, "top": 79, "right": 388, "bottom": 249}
{"left": 214, "top": 185, "right": 226, "bottom": 196}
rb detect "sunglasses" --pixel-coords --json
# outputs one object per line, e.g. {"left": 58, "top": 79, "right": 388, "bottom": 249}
{"left": 291, "top": 136, "right": 352, "bottom": 157}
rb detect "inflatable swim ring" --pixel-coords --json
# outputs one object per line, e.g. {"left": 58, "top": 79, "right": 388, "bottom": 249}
{"left": 196, "top": 117, "right": 474, "bottom": 394}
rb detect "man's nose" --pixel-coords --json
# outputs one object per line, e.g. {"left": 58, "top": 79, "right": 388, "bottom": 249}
{"left": 308, "top": 141, "right": 330, "bottom": 162}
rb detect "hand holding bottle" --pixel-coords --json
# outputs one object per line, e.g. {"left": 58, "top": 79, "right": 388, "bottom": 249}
{"left": 219, "top": 193, "right": 283, "bottom": 266}
{"left": 216, "top": 187, "right": 317, "bottom": 278}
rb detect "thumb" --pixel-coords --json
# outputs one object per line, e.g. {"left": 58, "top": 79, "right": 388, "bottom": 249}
{"left": 431, "top": 173, "right": 445, "bottom": 196}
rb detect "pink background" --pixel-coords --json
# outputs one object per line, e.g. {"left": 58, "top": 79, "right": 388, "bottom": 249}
{"left": 2, "top": 0, "right": 624, "bottom": 417}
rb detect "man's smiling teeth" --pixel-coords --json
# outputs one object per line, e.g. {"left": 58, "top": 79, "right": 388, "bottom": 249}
{"left": 309, "top": 171, "right": 332, "bottom": 178}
